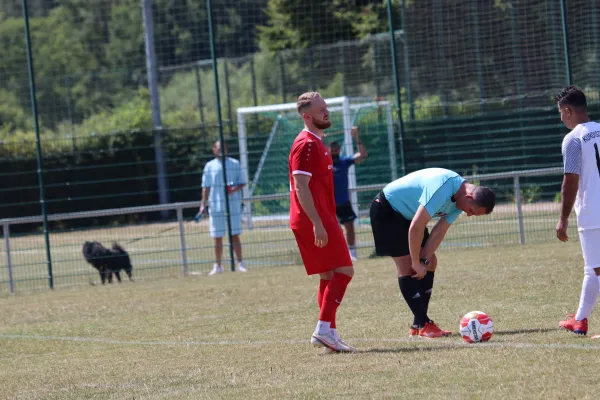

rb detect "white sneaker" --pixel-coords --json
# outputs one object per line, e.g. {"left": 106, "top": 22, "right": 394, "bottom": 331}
{"left": 349, "top": 248, "right": 358, "bottom": 262}
{"left": 331, "top": 329, "right": 357, "bottom": 353}
{"left": 311, "top": 331, "right": 357, "bottom": 353}
{"left": 237, "top": 263, "right": 247, "bottom": 272}
{"left": 208, "top": 264, "right": 223, "bottom": 276}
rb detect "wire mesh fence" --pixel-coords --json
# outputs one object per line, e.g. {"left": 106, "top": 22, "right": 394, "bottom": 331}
{"left": 1, "top": 0, "right": 598, "bottom": 292}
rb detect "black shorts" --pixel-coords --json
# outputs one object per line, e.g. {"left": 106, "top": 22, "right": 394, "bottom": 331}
{"left": 370, "top": 191, "right": 429, "bottom": 257}
{"left": 336, "top": 201, "right": 357, "bottom": 224}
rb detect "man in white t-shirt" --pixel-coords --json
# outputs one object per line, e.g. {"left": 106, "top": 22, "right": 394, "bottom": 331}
{"left": 555, "top": 86, "right": 600, "bottom": 336}
{"left": 200, "top": 141, "right": 247, "bottom": 275}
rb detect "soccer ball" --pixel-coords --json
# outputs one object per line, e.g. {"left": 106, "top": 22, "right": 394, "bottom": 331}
{"left": 459, "top": 311, "right": 494, "bottom": 343}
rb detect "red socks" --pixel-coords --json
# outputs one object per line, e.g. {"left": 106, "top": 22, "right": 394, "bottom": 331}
{"left": 317, "top": 279, "right": 328, "bottom": 309}
{"left": 318, "top": 273, "right": 352, "bottom": 325}
{"left": 317, "top": 278, "right": 334, "bottom": 328}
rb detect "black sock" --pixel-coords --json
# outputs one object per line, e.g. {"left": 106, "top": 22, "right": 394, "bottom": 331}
{"left": 398, "top": 276, "right": 427, "bottom": 328}
{"left": 420, "top": 271, "right": 435, "bottom": 323}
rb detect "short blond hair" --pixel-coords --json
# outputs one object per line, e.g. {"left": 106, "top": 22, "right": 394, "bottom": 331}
{"left": 296, "top": 92, "right": 322, "bottom": 114}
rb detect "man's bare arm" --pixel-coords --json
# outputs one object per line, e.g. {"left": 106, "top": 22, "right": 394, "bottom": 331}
{"left": 421, "top": 218, "right": 451, "bottom": 260}
{"left": 293, "top": 175, "right": 323, "bottom": 227}
{"left": 351, "top": 126, "right": 368, "bottom": 164}
{"left": 560, "top": 173, "right": 579, "bottom": 219}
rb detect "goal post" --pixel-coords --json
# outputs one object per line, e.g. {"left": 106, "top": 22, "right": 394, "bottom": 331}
{"left": 237, "top": 96, "right": 397, "bottom": 229}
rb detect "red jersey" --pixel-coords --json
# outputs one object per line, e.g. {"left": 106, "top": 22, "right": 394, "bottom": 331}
{"left": 288, "top": 130, "right": 337, "bottom": 230}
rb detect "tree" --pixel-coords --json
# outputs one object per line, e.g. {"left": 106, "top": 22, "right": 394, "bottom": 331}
{"left": 257, "top": 0, "right": 390, "bottom": 52}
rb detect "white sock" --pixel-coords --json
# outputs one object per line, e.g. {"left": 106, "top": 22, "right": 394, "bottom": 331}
{"left": 316, "top": 321, "right": 331, "bottom": 335}
{"left": 575, "top": 268, "right": 600, "bottom": 320}
{"left": 331, "top": 328, "right": 339, "bottom": 340}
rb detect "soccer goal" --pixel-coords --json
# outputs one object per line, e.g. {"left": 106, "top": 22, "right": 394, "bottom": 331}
{"left": 237, "top": 96, "right": 397, "bottom": 229}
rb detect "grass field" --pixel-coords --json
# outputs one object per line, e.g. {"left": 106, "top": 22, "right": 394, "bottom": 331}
{"left": 2, "top": 237, "right": 600, "bottom": 399}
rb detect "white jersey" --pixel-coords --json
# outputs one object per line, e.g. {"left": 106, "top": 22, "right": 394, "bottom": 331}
{"left": 561, "top": 121, "right": 600, "bottom": 230}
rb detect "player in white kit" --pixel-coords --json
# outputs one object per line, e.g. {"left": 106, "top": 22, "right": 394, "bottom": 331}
{"left": 555, "top": 86, "right": 600, "bottom": 336}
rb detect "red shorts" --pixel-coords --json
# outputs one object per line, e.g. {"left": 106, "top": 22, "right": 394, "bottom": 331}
{"left": 292, "top": 224, "right": 353, "bottom": 275}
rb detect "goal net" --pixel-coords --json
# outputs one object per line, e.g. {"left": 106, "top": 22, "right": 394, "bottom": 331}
{"left": 237, "top": 96, "right": 398, "bottom": 229}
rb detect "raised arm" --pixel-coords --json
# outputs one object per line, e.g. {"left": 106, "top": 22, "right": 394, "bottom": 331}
{"left": 351, "top": 126, "right": 368, "bottom": 164}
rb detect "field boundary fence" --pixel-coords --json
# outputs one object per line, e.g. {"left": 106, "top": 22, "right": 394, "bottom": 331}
{"left": 1, "top": 166, "right": 563, "bottom": 294}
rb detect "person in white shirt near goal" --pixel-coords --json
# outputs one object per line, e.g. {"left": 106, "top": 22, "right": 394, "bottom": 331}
{"left": 200, "top": 141, "right": 247, "bottom": 275}
{"left": 555, "top": 86, "right": 600, "bottom": 336}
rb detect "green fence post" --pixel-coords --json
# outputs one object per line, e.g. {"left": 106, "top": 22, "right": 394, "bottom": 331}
{"left": 510, "top": 2, "right": 526, "bottom": 166}
{"left": 400, "top": 0, "right": 414, "bottom": 121}
{"left": 206, "top": 0, "right": 235, "bottom": 272}
{"left": 195, "top": 64, "right": 206, "bottom": 134}
{"left": 249, "top": 55, "right": 260, "bottom": 134}
{"left": 249, "top": 55, "right": 259, "bottom": 108}
{"left": 549, "top": 0, "right": 563, "bottom": 87}
{"left": 64, "top": 76, "right": 76, "bottom": 152}
{"left": 223, "top": 59, "right": 234, "bottom": 137}
{"left": 591, "top": 0, "right": 599, "bottom": 91}
{"left": 559, "top": 0, "right": 572, "bottom": 86}
{"left": 340, "top": 44, "right": 348, "bottom": 96}
{"left": 387, "top": 0, "right": 406, "bottom": 177}
{"left": 471, "top": 0, "right": 485, "bottom": 113}
{"left": 309, "top": 47, "right": 316, "bottom": 91}
{"left": 279, "top": 52, "right": 287, "bottom": 103}
{"left": 434, "top": 0, "right": 449, "bottom": 117}
{"left": 142, "top": 0, "right": 170, "bottom": 216}
{"left": 373, "top": 42, "right": 381, "bottom": 99}
{"left": 22, "top": 0, "right": 53, "bottom": 289}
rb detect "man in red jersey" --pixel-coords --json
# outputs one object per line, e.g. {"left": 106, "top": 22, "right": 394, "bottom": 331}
{"left": 288, "top": 92, "right": 356, "bottom": 353}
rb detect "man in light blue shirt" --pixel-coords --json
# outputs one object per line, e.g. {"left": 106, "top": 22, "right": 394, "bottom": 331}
{"left": 200, "top": 141, "right": 246, "bottom": 275}
{"left": 370, "top": 168, "right": 495, "bottom": 338}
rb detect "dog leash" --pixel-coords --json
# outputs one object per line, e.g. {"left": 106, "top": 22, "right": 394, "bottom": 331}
{"left": 122, "top": 213, "right": 203, "bottom": 246}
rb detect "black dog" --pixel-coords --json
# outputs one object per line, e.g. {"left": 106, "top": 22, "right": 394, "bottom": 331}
{"left": 82, "top": 241, "right": 133, "bottom": 284}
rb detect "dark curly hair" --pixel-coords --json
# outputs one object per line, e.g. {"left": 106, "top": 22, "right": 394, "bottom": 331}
{"left": 554, "top": 85, "right": 587, "bottom": 110}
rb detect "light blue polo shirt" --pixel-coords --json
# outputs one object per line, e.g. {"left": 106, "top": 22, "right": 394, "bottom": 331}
{"left": 201, "top": 157, "right": 245, "bottom": 213}
{"left": 382, "top": 168, "right": 465, "bottom": 224}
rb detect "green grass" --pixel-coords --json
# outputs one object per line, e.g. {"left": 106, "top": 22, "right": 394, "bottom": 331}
{"left": 1, "top": 238, "right": 598, "bottom": 399}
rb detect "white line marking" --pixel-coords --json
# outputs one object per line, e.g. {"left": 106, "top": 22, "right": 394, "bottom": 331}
{"left": 2, "top": 333, "right": 600, "bottom": 351}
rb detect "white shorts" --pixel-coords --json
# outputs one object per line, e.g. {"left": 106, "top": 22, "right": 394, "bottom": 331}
{"left": 579, "top": 229, "right": 600, "bottom": 269}
{"left": 209, "top": 212, "right": 242, "bottom": 238}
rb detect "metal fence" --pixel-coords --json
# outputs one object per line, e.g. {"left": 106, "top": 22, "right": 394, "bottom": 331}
{"left": 0, "top": 0, "right": 596, "bottom": 291}
{"left": 1, "top": 166, "right": 576, "bottom": 293}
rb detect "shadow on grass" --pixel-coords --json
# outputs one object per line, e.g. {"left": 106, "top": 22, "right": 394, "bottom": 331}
{"left": 359, "top": 344, "right": 471, "bottom": 354}
{"left": 355, "top": 328, "right": 558, "bottom": 354}
{"left": 493, "top": 328, "right": 556, "bottom": 336}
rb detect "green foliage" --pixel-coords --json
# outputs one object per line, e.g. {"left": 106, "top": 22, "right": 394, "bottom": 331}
{"left": 0, "top": 90, "right": 32, "bottom": 136}
{"left": 554, "top": 192, "right": 561, "bottom": 203}
{"left": 258, "top": 0, "right": 393, "bottom": 51}
{"left": 522, "top": 185, "right": 543, "bottom": 204}
{"left": 507, "top": 185, "right": 543, "bottom": 205}
{"left": 74, "top": 88, "right": 154, "bottom": 134}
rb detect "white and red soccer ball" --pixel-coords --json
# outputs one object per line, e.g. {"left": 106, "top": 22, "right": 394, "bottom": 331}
{"left": 459, "top": 311, "right": 494, "bottom": 343}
